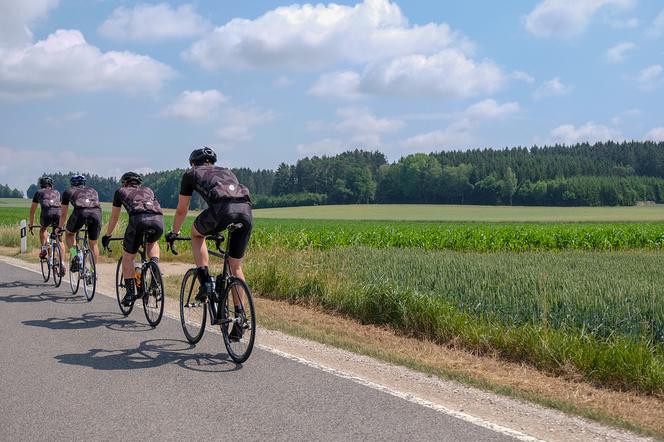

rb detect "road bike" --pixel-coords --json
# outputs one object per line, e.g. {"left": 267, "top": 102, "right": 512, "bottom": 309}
{"left": 68, "top": 227, "right": 96, "bottom": 301}
{"left": 104, "top": 230, "right": 165, "bottom": 327}
{"left": 31, "top": 225, "right": 64, "bottom": 288}
{"left": 167, "top": 224, "right": 256, "bottom": 363}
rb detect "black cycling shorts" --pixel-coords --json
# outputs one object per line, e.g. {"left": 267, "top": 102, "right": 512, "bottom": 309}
{"left": 193, "top": 201, "right": 252, "bottom": 259}
{"left": 40, "top": 208, "right": 61, "bottom": 228}
{"left": 123, "top": 214, "right": 164, "bottom": 254}
{"left": 66, "top": 208, "right": 102, "bottom": 241}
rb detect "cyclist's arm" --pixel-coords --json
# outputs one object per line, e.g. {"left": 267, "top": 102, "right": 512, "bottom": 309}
{"left": 105, "top": 206, "right": 121, "bottom": 236}
{"left": 28, "top": 202, "right": 38, "bottom": 227}
{"left": 172, "top": 194, "right": 191, "bottom": 234}
{"left": 58, "top": 206, "right": 68, "bottom": 230}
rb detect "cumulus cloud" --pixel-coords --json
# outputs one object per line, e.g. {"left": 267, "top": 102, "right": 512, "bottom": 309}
{"left": 162, "top": 89, "right": 229, "bottom": 121}
{"left": 185, "top": 0, "right": 468, "bottom": 69}
{"left": 311, "top": 49, "right": 505, "bottom": 100}
{"left": 647, "top": 9, "right": 664, "bottom": 37}
{"left": 636, "top": 65, "right": 663, "bottom": 90}
{"left": 216, "top": 106, "right": 277, "bottom": 144}
{"left": 606, "top": 42, "right": 635, "bottom": 63}
{"left": 549, "top": 122, "right": 622, "bottom": 144}
{"left": 99, "top": 3, "right": 210, "bottom": 42}
{"left": 0, "top": 29, "right": 176, "bottom": 100}
{"left": 400, "top": 99, "right": 519, "bottom": 151}
{"left": 0, "top": 0, "right": 59, "bottom": 47}
{"left": 512, "top": 70, "right": 535, "bottom": 83}
{"left": 533, "top": 77, "right": 572, "bottom": 99}
{"left": 524, "top": 0, "right": 635, "bottom": 38}
{"left": 645, "top": 127, "right": 664, "bottom": 141}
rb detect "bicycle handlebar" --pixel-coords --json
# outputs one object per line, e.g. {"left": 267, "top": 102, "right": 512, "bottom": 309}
{"left": 166, "top": 234, "right": 225, "bottom": 256}
{"left": 102, "top": 237, "right": 123, "bottom": 253}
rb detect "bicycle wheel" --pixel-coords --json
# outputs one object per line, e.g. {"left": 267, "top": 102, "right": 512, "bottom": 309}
{"left": 143, "top": 261, "right": 165, "bottom": 327}
{"left": 82, "top": 250, "right": 96, "bottom": 302}
{"left": 180, "top": 268, "right": 206, "bottom": 344}
{"left": 52, "top": 242, "right": 63, "bottom": 288}
{"left": 40, "top": 252, "right": 50, "bottom": 282}
{"left": 115, "top": 258, "right": 133, "bottom": 316}
{"left": 69, "top": 253, "right": 80, "bottom": 294}
{"left": 220, "top": 277, "right": 256, "bottom": 363}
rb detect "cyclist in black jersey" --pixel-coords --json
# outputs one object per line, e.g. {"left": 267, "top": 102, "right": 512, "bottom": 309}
{"left": 28, "top": 176, "right": 63, "bottom": 261}
{"left": 102, "top": 172, "right": 164, "bottom": 306}
{"left": 58, "top": 175, "right": 102, "bottom": 272}
{"left": 166, "top": 147, "right": 253, "bottom": 299}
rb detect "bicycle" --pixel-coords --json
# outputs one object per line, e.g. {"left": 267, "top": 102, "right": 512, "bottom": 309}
{"left": 167, "top": 224, "right": 256, "bottom": 363}
{"left": 68, "top": 227, "right": 96, "bottom": 301}
{"left": 104, "top": 230, "right": 165, "bottom": 327}
{"left": 30, "top": 225, "right": 64, "bottom": 288}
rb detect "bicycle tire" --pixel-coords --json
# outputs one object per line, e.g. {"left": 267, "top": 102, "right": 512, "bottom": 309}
{"left": 82, "top": 250, "right": 96, "bottom": 302}
{"left": 69, "top": 252, "right": 80, "bottom": 294}
{"left": 220, "top": 277, "right": 256, "bottom": 363}
{"left": 52, "top": 242, "right": 63, "bottom": 288}
{"left": 180, "top": 268, "right": 206, "bottom": 344}
{"left": 40, "top": 254, "right": 50, "bottom": 282}
{"left": 115, "top": 258, "right": 133, "bottom": 316}
{"left": 143, "top": 261, "right": 165, "bottom": 327}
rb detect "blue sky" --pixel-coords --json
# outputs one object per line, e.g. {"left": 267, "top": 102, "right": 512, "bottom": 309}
{"left": 1, "top": 0, "right": 663, "bottom": 193}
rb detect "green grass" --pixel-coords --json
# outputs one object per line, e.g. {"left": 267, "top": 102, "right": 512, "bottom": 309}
{"left": 254, "top": 203, "right": 664, "bottom": 222}
{"left": 245, "top": 247, "right": 664, "bottom": 394}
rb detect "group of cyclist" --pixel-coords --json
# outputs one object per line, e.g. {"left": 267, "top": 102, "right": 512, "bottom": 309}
{"left": 28, "top": 147, "right": 253, "bottom": 307}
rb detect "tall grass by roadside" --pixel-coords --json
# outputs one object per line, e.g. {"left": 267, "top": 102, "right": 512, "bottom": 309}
{"left": 245, "top": 247, "right": 664, "bottom": 394}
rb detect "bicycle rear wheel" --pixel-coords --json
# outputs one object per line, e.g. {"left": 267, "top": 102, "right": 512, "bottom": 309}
{"left": 220, "top": 277, "right": 256, "bottom": 363}
{"left": 82, "top": 250, "right": 96, "bottom": 302}
{"left": 180, "top": 268, "right": 206, "bottom": 344}
{"left": 115, "top": 258, "right": 133, "bottom": 316}
{"left": 69, "top": 254, "right": 80, "bottom": 294}
{"left": 143, "top": 261, "right": 164, "bottom": 327}
{"left": 52, "top": 242, "right": 63, "bottom": 288}
{"left": 40, "top": 254, "right": 50, "bottom": 282}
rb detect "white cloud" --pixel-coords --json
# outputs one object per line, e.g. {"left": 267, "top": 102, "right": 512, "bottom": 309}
{"left": 309, "top": 71, "right": 362, "bottom": 100}
{"left": 99, "top": 3, "right": 210, "bottom": 42}
{"left": 399, "top": 99, "right": 519, "bottom": 151}
{"left": 216, "top": 106, "right": 277, "bottom": 144}
{"left": 273, "top": 76, "right": 294, "bottom": 87}
{"left": 549, "top": 122, "right": 623, "bottom": 144}
{"left": 0, "top": 145, "right": 152, "bottom": 194}
{"left": 524, "top": 0, "right": 635, "bottom": 38}
{"left": 645, "top": 127, "right": 664, "bottom": 141}
{"left": 296, "top": 138, "right": 345, "bottom": 156}
{"left": 636, "top": 65, "right": 663, "bottom": 90}
{"left": 307, "top": 107, "right": 404, "bottom": 148}
{"left": 512, "top": 70, "right": 535, "bottom": 83}
{"left": 0, "top": 29, "right": 176, "bottom": 100}
{"left": 647, "top": 9, "right": 664, "bottom": 37}
{"left": 44, "top": 111, "right": 86, "bottom": 126}
{"left": 606, "top": 42, "right": 635, "bottom": 63}
{"left": 0, "top": 0, "right": 59, "bottom": 47}
{"left": 533, "top": 77, "right": 572, "bottom": 99}
{"left": 313, "top": 49, "right": 505, "bottom": 100}
{"left": 162, "top": 89, "right": 229, "bottom": 121}
{"left": 611, "top": 108, "right": 642, "bottom": 125}
{"left": 185, "top": 0, "right": 468, "bottom": 69}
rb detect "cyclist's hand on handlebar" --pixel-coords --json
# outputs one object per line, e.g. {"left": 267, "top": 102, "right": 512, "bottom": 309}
{"left": 28, "top": 225, "right": 34, "bottom": 234}
{"left": 101, "top": 235, "right": 111, "bottom": 250}
{"left": 165, "top": 231, "right": 179, "bottom": 243}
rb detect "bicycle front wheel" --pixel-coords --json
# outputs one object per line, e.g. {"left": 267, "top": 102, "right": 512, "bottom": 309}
{"left": 143, "top": 261, "right": 164, "bottom": 327}
{"left": 220, "top": 277, "right": 256, "bottom": 363}
{"left": 115, "top": 258, "right": 133, "bottom": 316}
{"left": 82, "top": 250, "right": 96, "bottom": 302}
{"left": 52, "top": 242, "right": 63, "bottom": 288}
{"left": 180, "top": 268, "right": 206, "bottom": 344}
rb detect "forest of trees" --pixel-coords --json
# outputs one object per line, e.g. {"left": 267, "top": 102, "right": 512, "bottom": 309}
{"left": 23, "top": 141, "right": 664, "bottom": 208}
{"left": 0, "top": 183, "right": 22, "bottom": 198}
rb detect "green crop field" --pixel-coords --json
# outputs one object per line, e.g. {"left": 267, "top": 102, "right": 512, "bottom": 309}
{"left": 253, "top": 203, "right": 664, "bottom": 222}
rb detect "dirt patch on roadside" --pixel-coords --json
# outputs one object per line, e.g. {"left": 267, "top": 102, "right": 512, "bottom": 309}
{"left": 2, "top": 253, "right": 661, "bottom": 440}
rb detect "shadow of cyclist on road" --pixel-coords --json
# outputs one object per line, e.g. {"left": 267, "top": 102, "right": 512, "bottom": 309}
{"left": 0, "top": 291, "right": 85, "bottom": 304}
{"left": 0, "top": 280, "right": 51, "bottom": 290}
{"left": 55, "top": 339, "right": 239, "bottom": 373}
{"left": 22, "top": 311, "right": 152, "bottom": 332}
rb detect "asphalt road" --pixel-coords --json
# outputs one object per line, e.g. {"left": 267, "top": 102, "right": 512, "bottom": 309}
{"left": 0, "top": 261, "right": 517, "bottom": 441}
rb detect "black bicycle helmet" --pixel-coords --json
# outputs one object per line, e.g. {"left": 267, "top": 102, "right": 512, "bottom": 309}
{"left": 38, "top": 176, "right": 53, "bottom": 188}
{"left": 120, "top": 171, "right": 142, "bottom": 185}
{"left": 70, "top": 174, "right": 86, "bottom": 186}
{"left": 189, "top": 146, "right": 217, "bottom": 165}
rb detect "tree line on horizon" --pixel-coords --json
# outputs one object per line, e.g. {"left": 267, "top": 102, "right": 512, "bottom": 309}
{"left": 24, "top": 140, "right": 664, "bottom": 208}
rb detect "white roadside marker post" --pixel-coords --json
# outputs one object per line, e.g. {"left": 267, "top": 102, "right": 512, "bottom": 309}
{"left": 20, "top": 219, "right": 27, "bottom": 253}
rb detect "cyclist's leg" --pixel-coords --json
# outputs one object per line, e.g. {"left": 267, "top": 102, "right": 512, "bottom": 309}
{"left": 85, "top": 209, "right": 102, "bottom": 261}
{"left": 191, "top": 223, "right": 209, "bottom": 268}
{"left": 65, "top": 210, "right": 82, "bottom": 269}
{"left": 145, "top": 215, "right": 164, "bottom": 262}
{"left": 226, "top": 209, "right": 253, "bottom": 309}
{"left": 121, "top": 217, "right": 141, "bottom": 304}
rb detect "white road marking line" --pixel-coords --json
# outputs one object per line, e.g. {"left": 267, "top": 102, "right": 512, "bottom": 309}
{"left": 2, "top": 257, "right": 542, "bottom": 441}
